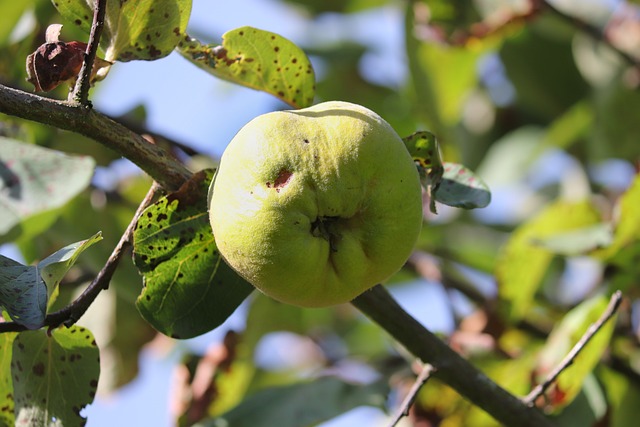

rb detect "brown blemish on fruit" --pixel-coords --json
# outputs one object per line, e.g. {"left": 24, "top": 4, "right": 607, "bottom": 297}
{"left": 266, "top": 169, "right": 293, "bottom": 193}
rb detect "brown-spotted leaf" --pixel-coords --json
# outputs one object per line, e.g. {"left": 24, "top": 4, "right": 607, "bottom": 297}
{"left": 178, "top": 26, "right": 315, "bottom": 108}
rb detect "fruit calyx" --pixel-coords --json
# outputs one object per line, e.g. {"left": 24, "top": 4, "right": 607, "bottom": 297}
{"left": 311, "top": 216, "right": 342, "bottom": 252}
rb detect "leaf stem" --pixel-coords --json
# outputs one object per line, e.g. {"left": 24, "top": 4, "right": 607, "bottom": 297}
{"left": 352, "top": 285, "right": 554, "bottom": 427}
{"left": 523, "top": 290, "right": 623, "bottom": 406}
{"left": 69, "top": 0, "right": 108, "bottom": 105}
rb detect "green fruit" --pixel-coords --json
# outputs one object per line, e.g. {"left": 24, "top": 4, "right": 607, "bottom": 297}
{"left": 209, "top": 101, "right": 423, "bottom": 307}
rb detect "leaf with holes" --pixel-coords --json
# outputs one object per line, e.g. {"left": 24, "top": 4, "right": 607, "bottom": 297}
{"left": 534, "top": 295, "right": 617, "bottom": 412}
{"left": 0, "top": 233, "right": 102, "bottom": 329}
{"left": 402, "top": 131, "right": 444, "bottom": 214}
{"left": 133, "top": 170, "right": 254, "bottom": 339}
{"left": 0, "top": 137, "right": 95, "bottom": 243}
{"left": 11, "top": 326, "right": 100, "bottom": 426}
{"left": 434, "top": 162, "right": 491, "bottom": 209}
{"left": 178, "top": 26, "right": 315, "bottom": 108}
{"left": 53, "top": 0, "right": 192, "bottom": 62}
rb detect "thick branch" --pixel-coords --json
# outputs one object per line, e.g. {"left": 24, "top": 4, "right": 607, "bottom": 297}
{"left": 0, "top": 84, "right": 191, "bottom": 191}
{"left": 352, "top": 285, "right": 554, "bottom": 427}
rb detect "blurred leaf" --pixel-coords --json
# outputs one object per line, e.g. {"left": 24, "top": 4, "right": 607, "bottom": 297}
{"left": 595, "top": 174, "right": 640, "bottom": 261}
{"left": 549, "top": 375, "right": 606, "bottom": 427}
{"left": 11, "top": 326, "right": 99, "bottom": 427}
{"left": 598, "top": 366, "right": 640, "bottom": 427}
{"left": 531, "top": 223, "right": 613, "bottom": 256}
{"left": 500, "top": 22, "right": 588, "bottom": 120}
{"left": 496, "top": 199, "right": 601, "bottom": 320}
{"left": 0, "top": 2, "right": 33, "bottom": 46}
{"left": 133, "top": 170, "right": 254, "bottom": 339}
{"left": 534, "top": 295, "right": 617, "bottom": 412}
{"left": 0, "top": 332, "right": 16, "bottom": 427}
{"left": 281, "top": 0, "right": 387, "bottom": 15}
{"left": 53, "top": 0, "right": 192, "bottom": 62}
{"left": 178, "top": 27, "right": 315, "bottom": 109}
{"left": 0, "top": 233, "right": 102, "bottom": 329}
{"left": 539, "top": 101, "right": 593, "bottom": 153}
{"left": 435, "top": 162, "right": 491, "bottom": 209}
{"left": 198, "top": 376, "right": 389, "bottom": 427}
{"left": 0, "top": 137, "right": 95, "bottom": 243}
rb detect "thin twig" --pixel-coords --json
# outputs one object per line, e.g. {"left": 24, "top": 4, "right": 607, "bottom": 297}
{"left": 0, "top": 182, "right": 161, "bottom": 333}
{"left": 352, "top": 285, "right": 554, "bottom": 427}
{"left": 387, "top": 363, "right": 436, "bottom": 427}
{"left": 70, "top": 0, "right": 107, "bottom": 105}
{"left": 523, "top": 290, "right": 623, "bottom": 406}
{"left": 540, "top": 0, "right": 639, "bottom": 69}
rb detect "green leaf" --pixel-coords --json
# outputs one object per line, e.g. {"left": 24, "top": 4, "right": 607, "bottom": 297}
{"left": 0, "top": 137, "right": 95, "bottom": 243}
{"left": 53, "top": 0, "right": 192, "bottom": 62}
{"left": 37, "top": 231, "right": 103, "bottom": 302}
{"left": 197, "top": 376, "right": 389, "bottom": 427}
{"left": 133, "top": 170, "right": 254, "bottom": 339}
{"left": 178, "top": 27, "right": 315, "bottom": 108}
{"left": 535, "top": 295, "right": 617, "bottom": 412}
{"left": 496, "top": 199, "right": 601, "bottom": 321}
{"left": 434, "top": 162, "right": 491, "bottom": 210}
{"left": 402, "top": 131, "right": 444, "bottom": 213}
{"left": 11, "top": 326, "right": 100, "bottom": 427}
{"left": 531, "top": 224, "right": 613, "bottom": 256}
{"left": 0, "top": 256, "right": 46, "bottom": 330}
{"left": 0, "top": 233, "right": 101, "bottom": 329}
{"left": 0, "top": 333, "right": 16, "bottom": 427}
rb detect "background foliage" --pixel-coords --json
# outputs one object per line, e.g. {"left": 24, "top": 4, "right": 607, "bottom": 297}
{"left": 1, "top": 0, "right": 639, "bottom": 426}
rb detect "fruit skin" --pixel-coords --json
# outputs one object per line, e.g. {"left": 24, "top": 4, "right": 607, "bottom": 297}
{"left": 209, "top": 101, "right": 423, "bottom": 307}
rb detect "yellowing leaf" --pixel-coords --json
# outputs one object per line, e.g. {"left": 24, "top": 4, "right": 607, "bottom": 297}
{"left": 496, "top": 199, "right": 601, "bottom": 321}
{"left": 534, "top": 295, "right": 617, "bottom": 413}
{"left": 178, "top": 27, "right": 315, "bottom": 108}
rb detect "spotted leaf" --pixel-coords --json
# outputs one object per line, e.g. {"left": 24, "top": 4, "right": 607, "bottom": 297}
{"left": 133, "top": 169, "right": 254, "bottom": 339}
{"left": 178, "top": 26, "right": 315, "bottom": 108}
{"left": 52, "top": 0, "right": 192, "bottom": 62}
{"left": 11, "top": 326, "right": 100, "bottom": 427}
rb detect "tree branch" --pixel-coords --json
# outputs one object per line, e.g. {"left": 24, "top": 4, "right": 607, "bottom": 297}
{"left": 387, "top": 363, "right": 435, "bottom": 427}
{"left": 0, "top": 84, "right": 192, "bottom": 191}
{"left": 352, "top": 285, "right": 554, "bottom": 427}
{"left": 70, "top": 0, "right": 107, "bottom": 105}
{"left": 523, "top": 290, "right": 623, "bottom": 406}
{"left": 0, "top": 182, "right": 161, "bottom": 333}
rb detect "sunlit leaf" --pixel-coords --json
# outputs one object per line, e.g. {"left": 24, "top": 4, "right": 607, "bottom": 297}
{"left": 133, "top": 170, "right": 254, "bottom": 339}
{"left": 11, "top": 326, "right": 100, "bottom": 426}
{"left": 0, "top": 137, "right": 95, "bottom": 243}
{"left": 52, "top": 0, "right": 192, "bottom": 62}
{"left": 534, "top": 295, "right": 617, "bottom": 412}
{"left": 37, "top": 231, "right": 103, "bottom": 301}
{"left": 178, "top": 27, "right": 315, "bottom": 108}
{"left": 496, "top": 199, "right": 601, "bottom": 321}
{"left": 0, "top": 233, "right": 101, "bottom": 329}
{"left": 434, "top": 162, "right": 491, "bottom": 210}
{"left": 0, "top": 332, "right": 16, "bottom": 427}
{"left": 531, "top": 223, "right": 613, "bottom": 256}
{"left": 197, "top": 376, "right": 389, "bottom": 427}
